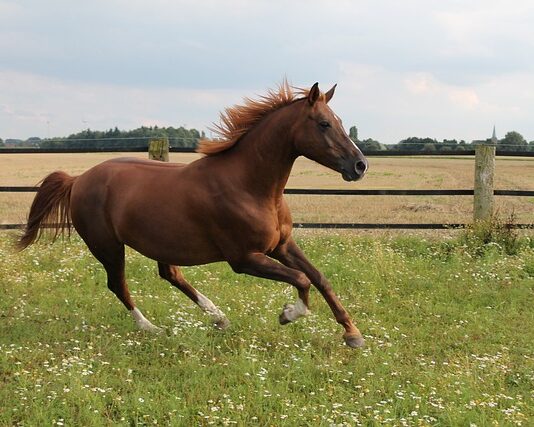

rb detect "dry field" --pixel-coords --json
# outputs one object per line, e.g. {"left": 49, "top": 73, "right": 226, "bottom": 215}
{"left": 1, "top": 153, "right": 533, "bottom": 226}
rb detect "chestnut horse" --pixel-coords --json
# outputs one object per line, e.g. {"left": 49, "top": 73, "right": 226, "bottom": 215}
{"left": 18, "top": 82, "right": 368, "bottom": 348}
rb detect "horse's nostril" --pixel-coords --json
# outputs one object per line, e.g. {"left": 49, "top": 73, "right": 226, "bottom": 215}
{"left": 355, "top": 160, "right": 367, "bottom": 175}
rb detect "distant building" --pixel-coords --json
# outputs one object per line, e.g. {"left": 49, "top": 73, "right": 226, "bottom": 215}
{"left": 4, "top": 139, "right": 23, "bottom": 147}
{"left": 4, "top": 137, "right": 40, "bottom": 148}
{"left": 491, "top": 126, "right": 498, "bottom": 144}
{"left": 472, "top": 126, "right": 498, "bottom": 145}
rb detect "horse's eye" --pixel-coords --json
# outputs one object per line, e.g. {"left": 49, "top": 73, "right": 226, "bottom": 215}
{"left": 319, "top": 121, "right": 331, "bottom": 129}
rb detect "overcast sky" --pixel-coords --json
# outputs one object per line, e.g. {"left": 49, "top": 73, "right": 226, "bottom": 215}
{"left": 1, "top": 0, "right": 533, "bottom": 143}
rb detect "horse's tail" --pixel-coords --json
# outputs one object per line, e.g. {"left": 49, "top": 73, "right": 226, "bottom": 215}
{"left": 17, "top": 171, "right": 77, "bottom": 250}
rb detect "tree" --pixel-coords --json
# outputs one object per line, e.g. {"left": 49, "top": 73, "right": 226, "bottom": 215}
{"left": 499, "top": 131, "right": 528, "bottom": 151}
{"left": 0, "top": 138, "right": 4, "bottom": 147}
{"left": 26, "top": 137, "right": 41, "bottom": 147}
{"left": 349, "top": 126, "right": 358, "bottom": 142}
{"left": 357, "top": 138, "right": 384, "bottom": 152}
{"left": 423, "top": 143, "right": 437, "bottom": 152}
{"left": 398, "top": 137, "right": 436, "bottom": 151}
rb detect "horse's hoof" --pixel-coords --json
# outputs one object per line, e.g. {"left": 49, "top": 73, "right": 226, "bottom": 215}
{"left": 279, "top": 303, "right": 296, "bottom": 325}
{"left": 140, "top": 324, "right": 164, "bottom": 334}
{"left": 214, "top": 317, "right": 230, "bottom": 330}
{"left": 279, "top": 312, "right": 291, "bottom": 325}
{"left": 278, "top": 300, "right": 310, "bottom": 325}
{"left": 344, "top": 335, "right": 365, "bottom": 349}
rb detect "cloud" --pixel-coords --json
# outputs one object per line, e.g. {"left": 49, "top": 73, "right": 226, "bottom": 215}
{"left": 0, "top": 70, "right": 242, "bottom": 139}
{"left": 334, "top": 63, "right": 534, "bottom": 144}
{"left": 404, "top": 73, "right": 480, "bottom": 109}
{"left": 1, "top": 1, "right": 534, "bottom": 141}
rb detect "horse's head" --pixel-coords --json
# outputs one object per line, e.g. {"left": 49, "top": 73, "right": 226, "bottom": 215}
{"left": 292, "top": 83, "right": 368, "bottom": 182}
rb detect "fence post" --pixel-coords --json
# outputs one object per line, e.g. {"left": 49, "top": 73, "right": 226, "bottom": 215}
{"left": 473, "top": 142, "right": 496, "bottom": 222}
{"left": 148, "top": 138, "right": 169, "bottom": 162}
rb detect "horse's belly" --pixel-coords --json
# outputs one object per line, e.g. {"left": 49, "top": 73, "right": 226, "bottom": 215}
{"left": 118, "top": 213, "right": 225, "bottom": 266}
{"left": 135, "top": 236, "right": 223, "bottom": 266}
{"left": 135, "top": 242, "right": 223, "bottom": 266}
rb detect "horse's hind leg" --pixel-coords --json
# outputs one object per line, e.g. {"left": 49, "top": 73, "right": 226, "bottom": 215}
{"left": 82, "top": 233, "right": 161, "bottom": 332}
{"left": 158, "top": 263, "right": 229, "bottom": 330}
{"left": 104, "top": 248, "right": 162, "bottom": 333}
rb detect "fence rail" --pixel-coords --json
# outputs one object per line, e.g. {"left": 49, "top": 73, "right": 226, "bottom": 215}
{"left": 2, "top": 147, "right": 534, "bottom": 156}
{"left": 3, "top": 187, "right": 534, "bottom": 197}
{"left": 2, "top": 187, "right": 533, "bottom": 230}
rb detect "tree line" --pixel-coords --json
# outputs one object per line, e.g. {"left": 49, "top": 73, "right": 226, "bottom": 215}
{"left": 1, "top": 126, "right": 533, "bottom": 152}
{"left": 349, "top": 127, "right": 534, "bottom": 153}
{"left": 0, "top": 126, "right": 204, "bottom": 149}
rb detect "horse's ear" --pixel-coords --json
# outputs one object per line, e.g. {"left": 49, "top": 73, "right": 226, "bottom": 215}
{"left": 325, "top": 84, "right": 337, "bottom": 103}
{"left": 308, "top": 82, "right": 320, "bottom": 105}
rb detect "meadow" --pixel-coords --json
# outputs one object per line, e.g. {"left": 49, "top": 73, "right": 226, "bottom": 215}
{"left": 1, "top": 153, "right": 533, "bottom": 425}
{"left": 1, "top": 231, "right": 534, "bottom": 426}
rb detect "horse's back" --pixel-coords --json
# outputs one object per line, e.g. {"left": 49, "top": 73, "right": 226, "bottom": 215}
{"left": 70, "top": 157, "right": 193, "bottom": 227}
{"left": 75, "top": 157, "right": 188, "bottom": 185}
{"left": 71, "top": 157, "right": 188, "bottom": 210}
{"left": 105, "top": 157, "right": 187, "bottom": 168}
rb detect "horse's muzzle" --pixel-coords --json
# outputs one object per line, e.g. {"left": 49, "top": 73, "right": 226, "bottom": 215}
{"left": 341, "top": 158, "right": 368, "bottom": 182}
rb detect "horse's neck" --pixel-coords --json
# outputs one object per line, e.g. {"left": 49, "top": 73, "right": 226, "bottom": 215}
{"left": 223, "top": 108, "right": 298, "bottom": 197}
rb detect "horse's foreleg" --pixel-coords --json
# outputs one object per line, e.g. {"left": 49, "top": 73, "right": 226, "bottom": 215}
{"left": 229, "top": 253, "right": 311, "bottom": 323}
{"left": 269, "top": 247, "right": 312, "bottom": 324}
{"left": 158, "top": 263, "right": 229, "bottom": 330}
{"left": 273, "top": 238, "right": 365, "bottom": 349}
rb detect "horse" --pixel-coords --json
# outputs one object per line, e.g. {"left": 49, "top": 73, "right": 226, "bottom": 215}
{"left": 18, "top": 82, "right": 369, "bottom": 348}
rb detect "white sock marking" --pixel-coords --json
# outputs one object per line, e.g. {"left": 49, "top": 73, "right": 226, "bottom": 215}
{"left": 131, "top": 307, "right": 161, "bottom": 332}
{"left": 196, "top": 292, "right": 227, "bottom": 324}
{"left": 283, "top": 298, "right": 310, "bottom": 322}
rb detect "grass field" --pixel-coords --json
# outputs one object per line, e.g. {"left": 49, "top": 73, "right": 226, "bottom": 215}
{"left": 1, "top": 153, "right": 533, "bottom": 225}
{"left": 1, "top": 231, "right": 533, "bottom": 426}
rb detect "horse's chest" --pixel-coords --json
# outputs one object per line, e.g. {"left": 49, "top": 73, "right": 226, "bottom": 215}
{"left": 210, "top": 193, "right": 290, "bottom": 254}
{"left": 234, "top": 204, "right": 286, "bottom": 248}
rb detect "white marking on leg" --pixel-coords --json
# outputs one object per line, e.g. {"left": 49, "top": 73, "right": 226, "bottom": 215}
{"left": 282, "top": 298, "right": 311, "bottom": 322}
{"left": 196, "top": 292, "right": 229, "bottom": 329}
{"left": 130, "top": 307, "right": 162, "bottom": 333}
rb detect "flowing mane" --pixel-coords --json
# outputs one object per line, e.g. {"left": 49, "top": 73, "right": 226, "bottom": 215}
{"left": 197, "top": 81, "right": 311, "bottom": 155}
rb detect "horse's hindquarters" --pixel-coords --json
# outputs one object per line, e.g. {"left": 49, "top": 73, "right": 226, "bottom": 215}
{"left": 70, "top": 159, "right": 224, "bottom": 266}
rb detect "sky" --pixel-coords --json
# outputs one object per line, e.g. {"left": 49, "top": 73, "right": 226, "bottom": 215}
{"left": 1, "top": 0, "right": 534, "bottom": 143}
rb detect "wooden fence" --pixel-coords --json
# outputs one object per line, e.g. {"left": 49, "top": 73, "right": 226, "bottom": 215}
{"left": 1, "top": 145, "right": 533, "bottom": 230}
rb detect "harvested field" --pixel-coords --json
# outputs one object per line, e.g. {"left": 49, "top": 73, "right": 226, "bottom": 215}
{"left": 1, "top": 153, "right": 533, "bottom": 225}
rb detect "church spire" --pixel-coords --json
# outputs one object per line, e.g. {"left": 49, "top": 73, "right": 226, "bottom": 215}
{"left": 491, "top": 125, "right": 498, "bottom": 143}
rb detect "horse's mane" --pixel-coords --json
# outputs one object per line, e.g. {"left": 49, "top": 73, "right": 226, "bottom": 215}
{"left": 197, "top": 81, "right": 311, "bottom": 156}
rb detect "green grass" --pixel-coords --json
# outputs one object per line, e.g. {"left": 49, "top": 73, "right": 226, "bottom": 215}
{"left": 1, "top": 232, "right": 533, "bottom": 426}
